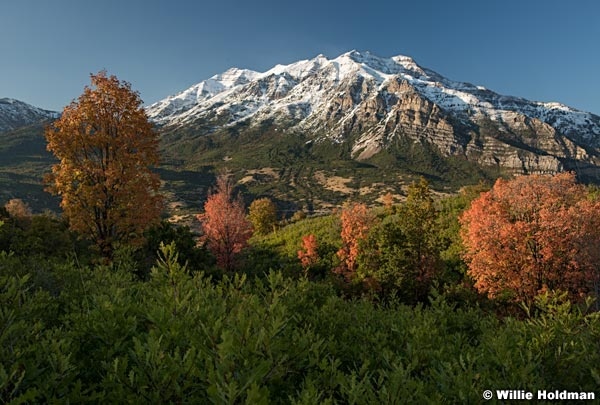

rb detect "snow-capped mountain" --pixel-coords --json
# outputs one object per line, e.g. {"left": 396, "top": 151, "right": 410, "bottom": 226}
{"left": 147, "top": 50, "right": 600, "bottom": 177}
{"left": 0, "top": 98, "right": 58, "bottom": 133}
{"left": 147, "top": 68, "right": 261, "bottom": 123}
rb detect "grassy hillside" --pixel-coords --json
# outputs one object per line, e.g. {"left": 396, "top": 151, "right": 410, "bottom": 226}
{"left": 0, "top": 119, "right": 503, "bottom": 217}
{"left": 0, "top": 122, "right": 59, "bottom": 212}
{"left": 159, "top": 121, "right": 504, "bottom": 218}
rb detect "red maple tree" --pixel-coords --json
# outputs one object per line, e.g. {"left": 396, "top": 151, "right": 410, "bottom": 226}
{"left": 298, "top": 234, "right": 319, "bottom": 271}
{"left": 197, "top": 175, "right": 253, "bottom": 272}
{"left": 335, "top": 203, "right": 376, "bottom": 281}
{"left": 460, "top": 172, "right": 600, "bottom": 303}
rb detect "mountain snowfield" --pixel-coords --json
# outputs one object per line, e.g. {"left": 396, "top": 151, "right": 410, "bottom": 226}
{"left": 146, "top": 50, "right": 600, "bottom": 151}
{"left": 0, "top": 98, "right": 58, "bottom": 132}
{"left": 3, "top": 51, "right": 600, "bottom": 213}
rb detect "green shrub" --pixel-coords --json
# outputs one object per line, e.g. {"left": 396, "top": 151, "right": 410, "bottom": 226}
{"left": 1, "top": 243, "right": 599, "bottom": 402}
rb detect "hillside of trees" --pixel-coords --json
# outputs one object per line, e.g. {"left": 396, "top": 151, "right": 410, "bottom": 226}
{"left": 2, "top": 171, "right": 600, "bottom": 402}
{"left": 2, "top": 73, "right": 599, "bottom": 402}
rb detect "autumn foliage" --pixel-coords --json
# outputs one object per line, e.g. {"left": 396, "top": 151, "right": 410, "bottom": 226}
{"left": 381, "top": 192, "right": 394, "bottom": 214}
{"left": 197, "top": 175, "right": 253, "bottom": 272}
{"left": 4, "top": 199, "right": 32, "bottom": 219}
{"left": 298, "top": 234, "right": 319, "bottom": 272}
{"left": 45, "top": 72, "right": 162, "bottom": 258}
{"left": 335, "top": 203, "right": 376, "bottom": 281}
{"left": 460, "top": 173, "right": 600, "bottom": 303}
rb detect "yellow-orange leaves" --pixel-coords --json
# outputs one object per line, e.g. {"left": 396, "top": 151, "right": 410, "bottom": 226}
{"left": 45, "top": 72, "right": 162, "bottom": 258}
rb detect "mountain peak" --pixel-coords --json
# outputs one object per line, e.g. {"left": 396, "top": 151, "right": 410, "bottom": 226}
{"left": 338, "top": 50, "right": 386, "bottom": 66}
{"left": 0, "top": 98, "right": 58, "bottom": 132}
{"left": 329, "top": 50, "right": 426, "bottom": 80}
{"left": 146, "top": 50, "right": 600, "bottom": 151}
{"left": 340, "top": 49, "right": 362, "bottom": 58}
{"left": 214, "top": 68, "right": 260, "bottom": 88}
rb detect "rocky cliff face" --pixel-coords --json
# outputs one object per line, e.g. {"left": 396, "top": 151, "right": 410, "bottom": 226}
{"left": 147, "top": 50, "right": 600, "bottom": 179}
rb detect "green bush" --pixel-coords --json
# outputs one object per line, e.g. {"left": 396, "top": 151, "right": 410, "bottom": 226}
{"left": 1, "top": 244, "right": 599, "bottom": 403}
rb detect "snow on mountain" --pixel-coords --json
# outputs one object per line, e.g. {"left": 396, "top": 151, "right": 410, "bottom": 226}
{"left": 0, "top": 98, "right": 58, "bottom": 132}
{"left": 146, "top": 50, "right": 600, "bottom": 152}
{"left": 147, "top": 68, "right": 261, "bottom": 124}
{"left": 146, "top": 51, "right": 419, "bottom": 127}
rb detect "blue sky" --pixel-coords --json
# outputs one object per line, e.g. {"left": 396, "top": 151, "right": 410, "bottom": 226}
{"left": 1, "top": 0, "right": 599, "bottom": 114}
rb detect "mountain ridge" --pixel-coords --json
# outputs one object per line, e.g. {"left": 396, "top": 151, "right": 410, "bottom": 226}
{"left": 3, "top": 51, "right": 600, "bottom": 216}
{"left": 0, "top": 98, "right": 58, "bottom": 133}
{"left": 146, "top": 50, "right": 600, "bottom": 186}
{"left": 146, "top": 50, "right": 600, "bottom": 145}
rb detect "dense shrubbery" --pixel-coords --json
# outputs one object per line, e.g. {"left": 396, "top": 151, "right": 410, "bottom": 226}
{"left": 2, "top": 173, "right": 600, "bottom": 402}
{"left": 1, "top": 244, "right": 599, "bottom": 403}
{"left": 0, "top": 208, "right": 77, "bottom": 260}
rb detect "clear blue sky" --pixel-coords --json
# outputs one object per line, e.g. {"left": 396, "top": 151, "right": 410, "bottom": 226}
{"left": 1, "top": 0, "right": 599, "bottom": 114}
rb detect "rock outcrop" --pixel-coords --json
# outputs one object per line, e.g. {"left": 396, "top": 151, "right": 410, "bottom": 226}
{"left": 146, "top": 50, "right": 600, "bottom": 179}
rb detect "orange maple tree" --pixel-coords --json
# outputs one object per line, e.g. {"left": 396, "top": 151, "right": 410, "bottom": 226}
{"left": 4, "top": 199, "right": 32, "bottom": 219}
{"left": 335, "top": 202, "right": 376, "bottom": 281}
{"left": 197, "top": 175, "right": 253, "bottom": 272}
{"left": 381, "top": 192, "right": 394, "bottom": 214}
{"left": 45, "top": 72, "right": 162, "bottom": 258}
{"left": 460, "top": 172, "right": 600, "bottom": 303}
{"left": 298, "top": 234, "right": 319, "bottom": 271}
